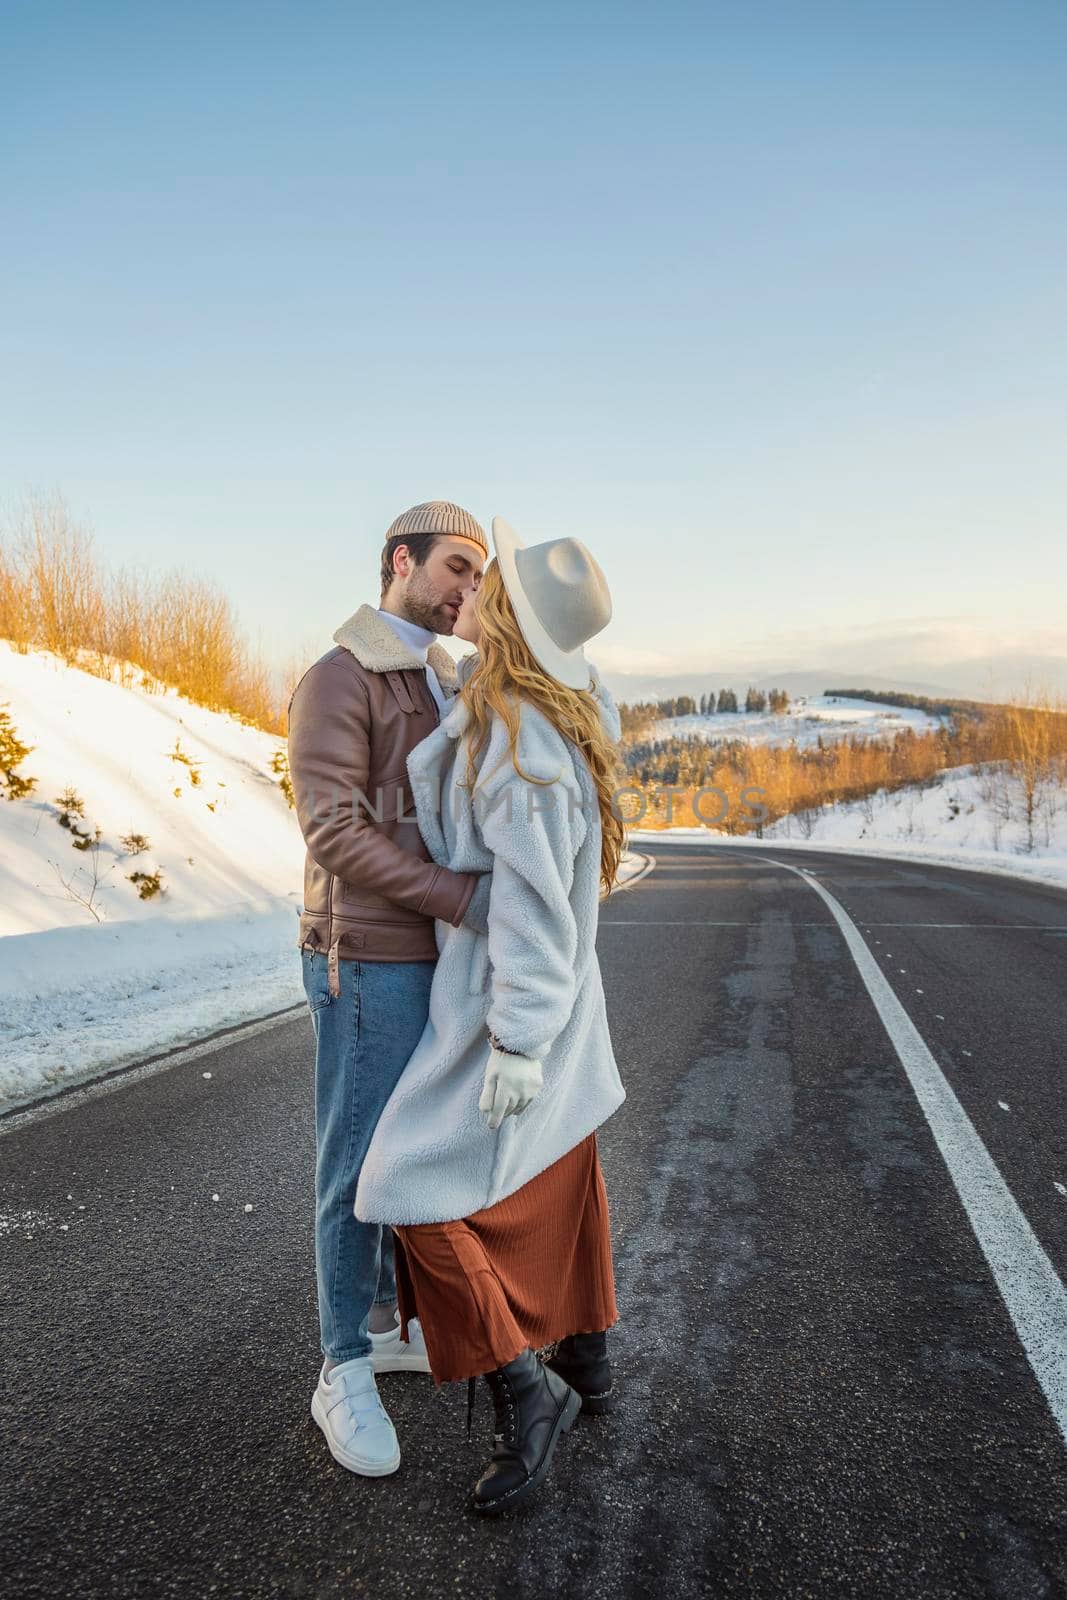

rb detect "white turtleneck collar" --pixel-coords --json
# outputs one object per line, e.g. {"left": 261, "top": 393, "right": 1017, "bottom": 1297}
{"left": 375, "top": 607, "right": 450, "bottom": 715}
{"left": 375, "top": 607, "right": 435, "bottom": 659}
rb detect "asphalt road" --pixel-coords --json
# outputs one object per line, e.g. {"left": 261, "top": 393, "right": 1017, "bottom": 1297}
{"left": 3, "top": 842, "right": 1067, "bottom": 1600}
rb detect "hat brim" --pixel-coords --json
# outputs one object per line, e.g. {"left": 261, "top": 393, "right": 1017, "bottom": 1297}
{"left": 491, "top": 516, "right": 592, "bottom": 691}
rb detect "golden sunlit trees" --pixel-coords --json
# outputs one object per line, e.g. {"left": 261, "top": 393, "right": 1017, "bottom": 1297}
{"left": 0, "top": 492, "right": 290, "bottom": 734}
{"left": 622, "top": 696, "right": 1067, "bottom": 851}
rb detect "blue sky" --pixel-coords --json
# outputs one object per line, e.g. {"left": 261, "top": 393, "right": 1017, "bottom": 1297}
{"left": 3, "top": 0, "right": 1065, "bottom": 684}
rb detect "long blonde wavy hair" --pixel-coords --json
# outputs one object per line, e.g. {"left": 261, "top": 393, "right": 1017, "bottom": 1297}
{"left": 460, "top": 560, "right": 624, "bottom": 896}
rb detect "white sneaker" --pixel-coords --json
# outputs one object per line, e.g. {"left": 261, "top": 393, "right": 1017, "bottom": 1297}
{"left": 369, "top": 1313, "right": 432, "bottom": 1374}
{"left": 311, "top": 1356, "right": 401, "bottom": 1476}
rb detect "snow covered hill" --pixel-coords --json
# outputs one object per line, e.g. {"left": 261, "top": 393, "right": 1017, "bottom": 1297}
{"left": 0, "top": 642, "right": 306, "bottom": 1108}
{"left": 650, "top": 693, "right": 944, "bottom": 749}
{"left": 0, "top": 643, "right": 304, "bottom": 936}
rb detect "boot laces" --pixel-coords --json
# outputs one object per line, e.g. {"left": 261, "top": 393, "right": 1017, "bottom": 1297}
{"left": 483, "top": 1369, "right": 518, "bottom": 1445}
{"left": 465, "top": 1367, "right": 523, "bottom": 1445}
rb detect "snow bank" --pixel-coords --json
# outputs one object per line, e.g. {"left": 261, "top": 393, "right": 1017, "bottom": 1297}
{"left": 0, "top": 902, "right": 303, "bottom": 1107}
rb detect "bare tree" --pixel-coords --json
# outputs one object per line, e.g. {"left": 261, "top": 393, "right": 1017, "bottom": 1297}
{"left": 48, "top": 833, "right": 118, "bottom": 923}
{"left": 11, "top": 492, "right": 104, "bottom": 664}
{"left": 1004, "top": 686, "right": 1055, "bottom": 853}
{"left": 796, "top": 806, "right": 817, "bottom": 839}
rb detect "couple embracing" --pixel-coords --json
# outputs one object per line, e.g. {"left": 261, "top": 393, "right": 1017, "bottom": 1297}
{"left": 287, "top": 501, "right": 626, "bottom": 1515}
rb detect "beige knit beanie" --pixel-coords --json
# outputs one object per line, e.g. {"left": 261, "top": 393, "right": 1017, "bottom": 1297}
{"left": 384, "top": 500, "right": 488, "bottom": 555}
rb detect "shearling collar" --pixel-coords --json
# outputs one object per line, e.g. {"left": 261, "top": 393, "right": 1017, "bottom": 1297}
{"left": 332, "top": 603, "right": 459, "bottom": 691}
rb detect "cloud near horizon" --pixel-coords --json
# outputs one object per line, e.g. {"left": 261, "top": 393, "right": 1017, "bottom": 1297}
{"left": 591, "top": 616, "right": 1067, "bottom": 679}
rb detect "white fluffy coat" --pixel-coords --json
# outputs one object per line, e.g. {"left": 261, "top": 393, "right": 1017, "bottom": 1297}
{"left": 354, "top": 667, "right": 625, "bottom": 1225}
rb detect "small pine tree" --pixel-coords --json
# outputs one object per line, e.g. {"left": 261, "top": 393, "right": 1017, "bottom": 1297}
{"left": 0, "top": 705, "right": 37, "bottom": 800}
{"left": 269, "top": 747, "right": 295, "bottom": 808}
{"left": 127, "top": 868, "right": 165, "bottom": 900}
{"left": 55, "top": 787, "right": 86, "bottom": 827}
{"left": 55, "top": 787, "right": 97, "bottom": 845}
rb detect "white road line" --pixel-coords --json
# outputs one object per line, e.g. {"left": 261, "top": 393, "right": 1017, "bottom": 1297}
{"left": 766, "top": 857, "right": 1067, "bottom": 1448}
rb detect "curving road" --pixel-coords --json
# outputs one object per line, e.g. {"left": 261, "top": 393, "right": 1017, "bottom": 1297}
{"left": 3, "top": 842, "right": 1067, "bottom": 1599}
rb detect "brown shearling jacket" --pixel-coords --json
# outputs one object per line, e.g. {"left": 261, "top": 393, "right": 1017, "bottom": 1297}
{"left": 287, "top": 604, "right": 480, "bottom": 995}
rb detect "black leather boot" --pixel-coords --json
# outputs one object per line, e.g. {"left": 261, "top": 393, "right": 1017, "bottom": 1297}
{"left": 471, "top": 1347, "right": 581, "bottom": 1515}
{"left": 543, "top": 1331, "right": 614, "bottom": 1414}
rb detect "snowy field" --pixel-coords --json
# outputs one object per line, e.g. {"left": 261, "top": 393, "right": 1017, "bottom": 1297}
{"left": 650, "top": 693, "right": 944, "bottom": 748}
{"left": 0, "top": 642, "right": 651, "bottom": 1112}
{"left": 629, "top": 762, "right": 1067, "bottom": 891}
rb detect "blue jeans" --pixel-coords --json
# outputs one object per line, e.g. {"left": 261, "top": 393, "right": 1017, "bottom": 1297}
{"left": 302, "top": 948, "right": 436, "bottom": 1363}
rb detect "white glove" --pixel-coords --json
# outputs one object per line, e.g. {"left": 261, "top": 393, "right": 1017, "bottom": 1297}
{"left": 479, "top": 1048, "right": 543, "bottom": 1130}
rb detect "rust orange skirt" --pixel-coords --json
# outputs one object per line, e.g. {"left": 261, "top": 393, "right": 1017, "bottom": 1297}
{"left": 393, "top": 1132, "right": 617, "bottom": 1383}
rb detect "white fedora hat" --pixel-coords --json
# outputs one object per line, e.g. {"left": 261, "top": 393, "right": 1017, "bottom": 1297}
{"left": 491, "top": 516, "right": 612, "bottom": 690}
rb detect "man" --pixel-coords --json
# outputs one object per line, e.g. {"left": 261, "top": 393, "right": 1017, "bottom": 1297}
{"left": 287, "top": 500, "right": 490, "bottom": 1477}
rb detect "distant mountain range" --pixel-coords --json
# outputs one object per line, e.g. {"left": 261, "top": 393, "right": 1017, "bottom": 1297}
{"left": 599, "top": 654, "right": 1067, "bottom": 708}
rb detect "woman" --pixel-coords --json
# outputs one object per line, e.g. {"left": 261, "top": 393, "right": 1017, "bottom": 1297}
{"left": 355, "top": 515, "right": 626, "bottom": 1514}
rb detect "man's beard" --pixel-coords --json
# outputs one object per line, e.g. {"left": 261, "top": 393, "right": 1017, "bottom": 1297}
{"left": 402, "top": 573, "right": 454, "bottom": 634}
